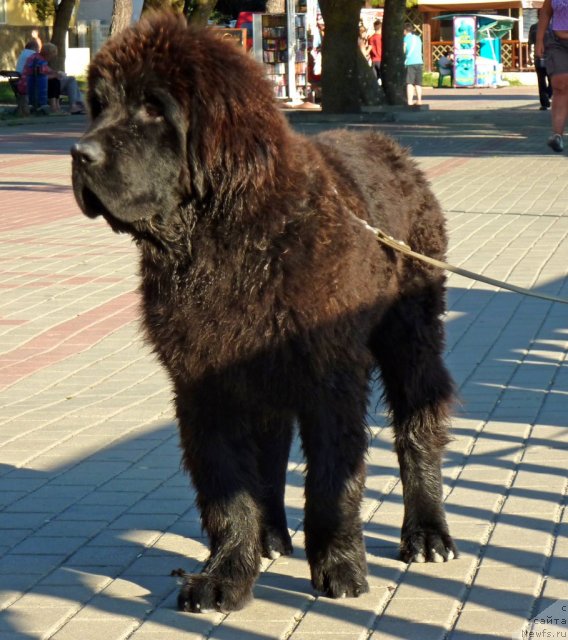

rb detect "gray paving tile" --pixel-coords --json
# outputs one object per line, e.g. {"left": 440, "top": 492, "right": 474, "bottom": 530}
{"left": 1, "top": 94, "right": 566, "bottom": 640}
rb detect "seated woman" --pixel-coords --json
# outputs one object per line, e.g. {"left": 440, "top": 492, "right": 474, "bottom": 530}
{"left": 17, "top": 43, "right": 85, "bottom": 114}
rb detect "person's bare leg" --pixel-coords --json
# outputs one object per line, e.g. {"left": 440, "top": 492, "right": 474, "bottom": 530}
{"left": 548, "top": 74, "right": 568, "bottom": 151}
{"left": 415, "top": 83, "right": 423, "bottom": 105}
{"left": 406, "top": 84, "right": 414, "bottom": 105}
{"left": 551, "top": 74, "right": 568, "bottom": 135}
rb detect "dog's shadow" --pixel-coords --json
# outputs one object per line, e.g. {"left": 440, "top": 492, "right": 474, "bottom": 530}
{"left": 1, "top": 277, "right": 566, "bottom": 637}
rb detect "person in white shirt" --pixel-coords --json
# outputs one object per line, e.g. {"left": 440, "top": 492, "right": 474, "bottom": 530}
{"left": 16, "top": 41, "right": 39, "bottom": 74}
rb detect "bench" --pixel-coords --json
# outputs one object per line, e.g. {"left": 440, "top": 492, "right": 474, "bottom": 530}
{"left": 0, "top": 70, "right": 30, "bottom": 116}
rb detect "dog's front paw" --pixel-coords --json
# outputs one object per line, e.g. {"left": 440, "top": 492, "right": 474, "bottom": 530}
{"left": 261, "top": 526, "right": 293, "bottom": 560}
{"left": 311, "top": 559, "right": 369, "bottom": 598}
{"left": 400, "top": 528, "right": 457, "bottom": 564}
{"left": 177, "top": 573, "right": 253, "bottom": 613}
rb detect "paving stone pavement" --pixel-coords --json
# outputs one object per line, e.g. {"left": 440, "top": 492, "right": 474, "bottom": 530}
{"left": 0, "top": 86, "right": 566, "bottom": 640}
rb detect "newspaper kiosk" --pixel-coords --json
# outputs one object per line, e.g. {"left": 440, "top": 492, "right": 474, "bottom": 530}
{"left": 434, "top": 14, "right": 517, "bottom": 87}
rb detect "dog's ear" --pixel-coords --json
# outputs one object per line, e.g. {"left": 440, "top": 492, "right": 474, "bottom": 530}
{"left": 188, "top": 145, "right": 205, "bottom": 201}
{"left": 187, "top": 100, "right": 206, "bottom": 201}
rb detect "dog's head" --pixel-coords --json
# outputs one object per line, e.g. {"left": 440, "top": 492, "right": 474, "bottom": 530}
{"left": 71, "top": 12, "right": 286, "bottom": 236}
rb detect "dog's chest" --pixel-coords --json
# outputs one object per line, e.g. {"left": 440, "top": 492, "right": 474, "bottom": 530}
{"left": 140, "top": 256, "right": 282, "bottom": 376}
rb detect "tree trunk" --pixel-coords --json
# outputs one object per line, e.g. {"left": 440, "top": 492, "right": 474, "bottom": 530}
{"left": 319, "top": 0, "right": 361, "bottom": 114}
{"left": 110, "top": 0, "right": 134, "bottom": 36}
{"left": 51, "top": 0, "right": 77, "bottom": 72}
{"left": 357, "top": 52, "right": 382, "bottom": 106}
{"left": 381, "top": 0, "right": 406, "bottom": 105}
{"left": 184, "top": 0, "right": 217, "bottom": 26}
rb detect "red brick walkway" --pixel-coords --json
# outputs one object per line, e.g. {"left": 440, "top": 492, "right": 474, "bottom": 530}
{"left": 0, "top": 121, "right": 140, "bottom": 391}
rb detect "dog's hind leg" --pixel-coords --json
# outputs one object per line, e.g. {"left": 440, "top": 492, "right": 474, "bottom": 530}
{"left": 176, "top": 398, "right": 263, "bottom": 613}
{"left": 256, "top": 414, "right": 294, "bottom": 559}
{"left": 298, "top": 375, "right": 370, "bottom": 598}
{"left": 371, "top": 280, "right": 458, "bottom": 564}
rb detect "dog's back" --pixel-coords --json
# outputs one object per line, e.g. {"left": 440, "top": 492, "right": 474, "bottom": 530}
{"left": 311, "top": 130, "right": 447, "bottom": 263}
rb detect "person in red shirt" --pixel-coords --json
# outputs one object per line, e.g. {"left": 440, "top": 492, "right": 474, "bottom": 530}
{"left": 236, "top": 11, "right": 254, "bottom": 51}
{"left": 368, "top": 19, "right": 383, "bottom": 84}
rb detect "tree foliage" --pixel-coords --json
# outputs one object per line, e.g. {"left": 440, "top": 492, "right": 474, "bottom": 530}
{"left": 23, "top": 0, "right": 55, "bottom": 23}
{"left": 184, "top": 0, "right": 218, "bottom": 25}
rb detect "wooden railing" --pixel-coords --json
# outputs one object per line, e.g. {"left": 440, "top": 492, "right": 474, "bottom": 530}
{"left": 430, "top": 40, "right": 533, "bottom": 72}
{"left": 502, "top": 40, "right": 532, "bottom": 71}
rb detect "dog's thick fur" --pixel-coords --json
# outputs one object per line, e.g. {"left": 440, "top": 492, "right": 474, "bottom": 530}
{"left": 72, "top": 12, "right": 457, "bottom": 613}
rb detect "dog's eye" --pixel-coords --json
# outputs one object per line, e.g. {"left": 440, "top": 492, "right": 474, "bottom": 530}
{"left": 90, "top": 99, "right": 106, "bottom": 118}
{"left": 142, "top": 102, "right": 163, "bottom": 120}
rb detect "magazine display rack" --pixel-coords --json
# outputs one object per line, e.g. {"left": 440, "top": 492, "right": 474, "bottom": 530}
{"left": 252, "top": 13, "right": 308, "bottom": 100}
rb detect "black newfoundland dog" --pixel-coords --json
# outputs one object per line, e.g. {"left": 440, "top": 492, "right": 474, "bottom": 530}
{"left": 72, "top": 12, "right": 457, "bottom": 613}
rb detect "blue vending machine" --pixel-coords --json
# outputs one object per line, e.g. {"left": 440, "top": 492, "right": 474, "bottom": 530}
{"left": 453, "top": 16, "right": 476, "bottom": 87}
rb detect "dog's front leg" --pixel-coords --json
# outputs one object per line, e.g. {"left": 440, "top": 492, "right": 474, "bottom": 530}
{"left": 176, "top": 399, "right": 262, "bottom": 613}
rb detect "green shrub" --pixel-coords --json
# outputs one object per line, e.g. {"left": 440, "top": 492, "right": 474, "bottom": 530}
{"left": 423, "top": 71, "right": 437, "bottom": 86}
{"left": 0, "top": 82, "right": 16, "bottom": 104}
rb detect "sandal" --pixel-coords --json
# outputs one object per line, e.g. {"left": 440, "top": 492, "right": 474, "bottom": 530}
{"left": 71, "top": 102, "right": 86, "bottom": 115}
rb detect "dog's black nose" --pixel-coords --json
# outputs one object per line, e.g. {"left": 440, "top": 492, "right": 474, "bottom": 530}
{"left": 71, "top": 141, "right": 105, "bottom": 166}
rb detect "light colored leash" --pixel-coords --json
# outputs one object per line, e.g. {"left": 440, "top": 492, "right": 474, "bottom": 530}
{"left": 358, "top": 220, "right": 568, "bottom": 305}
